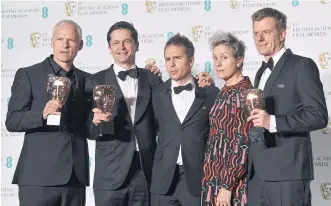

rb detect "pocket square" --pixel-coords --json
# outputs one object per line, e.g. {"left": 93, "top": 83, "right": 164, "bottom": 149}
{"left": 202, "top": 106, "right": 206, "bottom": 110}
{"left": 277, "top": 84, "right": 284, "bottom": 88}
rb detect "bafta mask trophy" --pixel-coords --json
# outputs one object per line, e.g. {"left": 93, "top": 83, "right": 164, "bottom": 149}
{"left": 242, "top": 88, "right": 265, "bottom": 144}
{"left": 46, "top": 76, "right": 71, "bottom": 126}
{"left": 93, "top": 85, "right": 116, "bottom": 136}
{"left": 242, "top": 88, "right": 264, "bottom": 117}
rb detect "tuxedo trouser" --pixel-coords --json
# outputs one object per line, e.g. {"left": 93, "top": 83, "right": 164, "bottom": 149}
{"left": 94, "top": 151, "right": 149, "bottom": 206}
{"left": 18, "top": 169, "right": 86, "bottom": 206}
{"left": 248, "top": 172, "right": 311, "bottom": 206}
{"left": 151, "top": 165, "right": 200, "bottom": 206}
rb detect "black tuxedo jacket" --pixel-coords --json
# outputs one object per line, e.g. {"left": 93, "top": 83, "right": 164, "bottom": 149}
{"left": 249, "top": 49, "right": 328, "bottom": 181}
{"left": 150, "top": 79, "right": 219, "bottom": 196}
{"left": 85, "top": 65, "right": 162, "bottom": 190}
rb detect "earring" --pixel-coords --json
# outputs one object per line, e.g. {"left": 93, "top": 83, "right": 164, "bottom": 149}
{"left": 237, "top": 64, "right": 240, "bottom": 68}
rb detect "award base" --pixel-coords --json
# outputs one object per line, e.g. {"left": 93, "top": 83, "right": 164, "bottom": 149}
{"left": 248, "top": 127, "right": 277, "bottom": 148}
{"left": 47, "top": 114, "right": 61, "bottom": 126}
{"left": 99, "top": 121, "right": 114, "bottom": 135}
{"left": 248, "top": 127, "right": 265, "bottom": 144}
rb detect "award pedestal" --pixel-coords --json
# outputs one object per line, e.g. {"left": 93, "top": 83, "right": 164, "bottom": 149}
{"left": 99, "top": 121, "right": 114, "bottom": 135}
{"left": 47, "top": 114, "right": 61, "bottom": 126}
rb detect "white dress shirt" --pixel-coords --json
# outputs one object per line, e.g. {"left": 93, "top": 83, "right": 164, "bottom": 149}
{"left": 258, "top": 47, "right": 286, "bottom": 133}
{"left": 113, "top": 64, "right": 140, "bottom": 151}
{"left": 171, "top": 77, "right": 195, "bottom": 165}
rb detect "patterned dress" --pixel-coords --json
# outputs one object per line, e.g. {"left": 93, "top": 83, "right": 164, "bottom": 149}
{"left": 201, "top": 77, "right": 253, "bottom": 206}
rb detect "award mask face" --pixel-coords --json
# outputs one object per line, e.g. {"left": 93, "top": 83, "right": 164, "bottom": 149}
{"left": 242, "top": 88, "right": 264, "bottom": 116}
{"left": 47, "top": 76, "right": 71, "bottom": 106}
{"left": 46, "top": 76, "right": 71, "bottom": 126}
{"left": 93, "top": 85, "right": 116, "bottom": 113}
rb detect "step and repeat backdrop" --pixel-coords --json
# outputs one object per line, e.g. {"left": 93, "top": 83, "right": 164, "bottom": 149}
{"left": 1, "top": 0, "right": 331, "bottom": 205}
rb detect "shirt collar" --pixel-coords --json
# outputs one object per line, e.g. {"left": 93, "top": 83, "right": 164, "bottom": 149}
{"left": 48, "top": 54, "right": 74, "bottom": 76}
{"left": 113, "top": 63, "right": 136, "bottom": 76}
{"left": 171, "top": 76, "right": 195, "bottom": 89}
{"left": 271, "top": 47, "right": 286, "bottom": 67}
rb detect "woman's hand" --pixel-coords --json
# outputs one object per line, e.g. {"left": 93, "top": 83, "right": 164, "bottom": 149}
{"left": 216, "top": 188, "right": 232, "bottom": 206}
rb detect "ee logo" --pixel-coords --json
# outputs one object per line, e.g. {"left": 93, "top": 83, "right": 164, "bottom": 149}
{"left": 42, "top": 7, "right": 49, "bottom": 18}
{"left": 204, "top": 61, "right": 212, "bottom": 73}
{"left": 122, "top": 4, "right": 128, "bottom": 15}
{"left": 86, "top": 35, "right": 92, "bottom": 47}
{"left": 204, "top": 0, "right": 211, "bottom": 11}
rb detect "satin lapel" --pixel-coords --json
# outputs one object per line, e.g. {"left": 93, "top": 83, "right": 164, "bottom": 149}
{"left": 159, "top": 80, "right": 181, "bottom": 125}
{"left": 263, "top": 49, "right": 292, "bottom": 96}
{"left": 105, "top": 65, "right": 132, "bottom": 124}
{"left": 181, "top": 80, "right": 205, "bottom": 125}
{"left": 254, "top": 65, "right": 265, "bottom": 88}
{"left": 134, "top": 68, "right": 151, "bottom": 124}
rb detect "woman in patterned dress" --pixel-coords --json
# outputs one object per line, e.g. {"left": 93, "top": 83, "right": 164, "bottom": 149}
{"left": 201, "top": 31, "right": 253, "bottom": 206}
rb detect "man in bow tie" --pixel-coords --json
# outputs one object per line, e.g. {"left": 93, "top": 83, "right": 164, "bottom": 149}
{"left": 150, "top": 34, "right": 219, "bottom": 206}
{"left": 247, "top": 8, "right": 328, "bottom": 206}
{"left": 85, "top": 21, "right": 212, "bottom": 206}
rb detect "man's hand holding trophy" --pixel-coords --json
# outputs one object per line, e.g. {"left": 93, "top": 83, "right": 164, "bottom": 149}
{"left": 92, "top": 85, "right": 116, "bottom": 138}
{"left": 245, "top": 88, "right": 271, "bottom": 130}
{"left": 243, "top": 88, "right": 269, "bottom": 143}
{"left": 243, "top": 88, "right": 265, "bottom": 118}
{"left": 45, "top": 76, "right": 71, "bottom": 126}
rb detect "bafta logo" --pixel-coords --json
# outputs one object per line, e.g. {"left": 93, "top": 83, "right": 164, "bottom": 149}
{"left": 145, "top": 0, "right": 157, "bottom": 13}
{"left": 320, "top": 0, "right": 329, "bottom": 4}
{"left": 30, "top": 32, "right": 41, "bottom": 48}
{"left": 65, "top": 1, "right": 76, "bottom": 16}
{"left": 230, "top": 0, "right": 240, "bottom": 9}
{"left": 320, "top": 182, "right": 331, "bottom": 200}
{"left": 192, "top": 25, "right": 204, "bottom": 42}
{"left": 319, "top": 52, "right": 331, "bottom": 69}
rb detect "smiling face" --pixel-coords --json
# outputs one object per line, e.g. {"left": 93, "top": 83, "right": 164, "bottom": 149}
{"left": 253, "top": 17, "right": 286, "bottom": 59}
{"left": 51, "top": 23, "right": 82, "bottom": 67}
{"left": 108, "top": 29, "right": 137, "bottom": 68}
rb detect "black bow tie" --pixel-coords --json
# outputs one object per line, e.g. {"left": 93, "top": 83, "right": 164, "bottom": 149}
{"left": 117, "top": 69, "right": 138, "bottom": 81}
{"left": 173, "top": 83, "right": 193, "bottom": 94}
{"left": 261, "top": 58, "right": 274, "bottom": 71}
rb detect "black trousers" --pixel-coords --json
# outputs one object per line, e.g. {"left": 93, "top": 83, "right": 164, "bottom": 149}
{"left": 94, "top": 151, "right": 149, "bottom": 206}
{"left": 248, "top": 172, "right": 311, "bottom": 206}
{"left": 151, "top": 165, "right": 200, "bottom": 206}
{"left": 18, "top": 169, "right": 86, "bottom": 206}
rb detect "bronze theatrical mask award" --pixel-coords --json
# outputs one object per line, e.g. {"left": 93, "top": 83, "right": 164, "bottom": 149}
{"left": 46, "top": 76, "right": 71, "bottom": 126}
{"left": 93, "top": 85, "right": 116, "bottom": 136}
{"left": 242, "top": 88, "right": 265, "bottom": 117}
{"left": 243, "top": 88, "right": 265, "bottom": 144}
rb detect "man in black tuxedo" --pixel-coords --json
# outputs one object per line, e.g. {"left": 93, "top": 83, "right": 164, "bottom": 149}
{"left": 150, "top": 34, "right": 219, "bottom": 206}
{"left": 6, "top": 20, "right": 90, "bottom": 206}
{"left": 247, "top": 8, "right": 328, "bottom": 206}
{"left": 85, "top": 21, "right": 162, "bottom": 206}
{"left": 86, "top": 22, "right": 213, "bottom": 206}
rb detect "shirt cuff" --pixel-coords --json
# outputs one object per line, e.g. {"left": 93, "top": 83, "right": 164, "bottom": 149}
{"left": 269, "top": 115, "right": 277, "bottom": 133}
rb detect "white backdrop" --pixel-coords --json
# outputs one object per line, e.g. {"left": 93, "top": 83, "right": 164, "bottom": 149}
{"left": 1, "top": 0, "right": 331, "bottom": 205}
